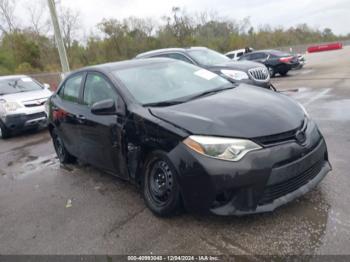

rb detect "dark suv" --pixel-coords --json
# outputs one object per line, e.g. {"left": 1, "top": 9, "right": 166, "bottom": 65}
{"left": 239, "top": 50, "right": 300, "bottom": 77}
{"left": 136, "top": 47, "right": 272, "bottom": 89}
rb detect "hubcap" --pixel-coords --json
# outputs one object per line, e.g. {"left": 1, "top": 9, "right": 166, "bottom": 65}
{"left": 149, "top": 160, "right": 174, "bottom": 205}
{"left": 0, "top": 126, "right": 2, "bottom": 138}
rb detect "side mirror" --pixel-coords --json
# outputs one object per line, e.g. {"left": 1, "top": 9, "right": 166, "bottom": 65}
{"left": 43, "top": 83, "right": 51, "bottom": 90}
{"left": 91, "top": 99, "right": 116, "bottom": 115}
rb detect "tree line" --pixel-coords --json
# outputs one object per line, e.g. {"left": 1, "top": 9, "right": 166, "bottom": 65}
{"left": 0, "top": 1, "right": 349, "bottom": 76}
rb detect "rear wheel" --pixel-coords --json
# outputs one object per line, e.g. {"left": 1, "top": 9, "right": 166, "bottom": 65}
{"left": 51, "top": 128, "right": 76, "bottom": 164}
{"left": 0, "top": 122, "right": 11, "bottom": 139}
{"left": 143, "top": 152, "right": 182, "bottom": 217}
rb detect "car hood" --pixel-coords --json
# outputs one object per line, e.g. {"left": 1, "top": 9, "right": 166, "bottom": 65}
{"left": 209, "top": 60, "right": 265, "bottom": 72}
{"left": 0, "top": 89, "right": 52, "bottom": 103}
{"left": 150, "top": 85, "right": 305, "bottom": 138}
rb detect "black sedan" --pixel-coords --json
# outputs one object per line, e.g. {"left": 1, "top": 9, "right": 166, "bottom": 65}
{"left": 136, "top": 47, "right": 272, "bottom": 89}
{"left": 48, "top": 58, "right": 331, "bottom": 216}
{"left": 239, "top": 50, "right": 300, "bottom": 77}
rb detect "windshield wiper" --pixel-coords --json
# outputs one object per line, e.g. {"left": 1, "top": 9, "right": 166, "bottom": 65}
{"left": 143, "top": 100, "right": 185, "bottom": 107}
{"left": 143, "top": 85, "right": 236, "bottom": 107}
{"left": 185, "top": 85, "right": 236, "bottom": 101}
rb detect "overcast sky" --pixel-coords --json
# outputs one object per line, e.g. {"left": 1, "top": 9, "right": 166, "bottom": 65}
{"left": 19, "top": 0, "right": 350, "bottom": 35}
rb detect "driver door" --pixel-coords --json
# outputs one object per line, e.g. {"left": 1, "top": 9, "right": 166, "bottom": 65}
{"left": 78, "top": 72, "right": 128, "bottom": 179}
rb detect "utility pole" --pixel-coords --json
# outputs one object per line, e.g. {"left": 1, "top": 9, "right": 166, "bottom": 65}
{"left": 47, "top": 0, "right": 70, "bottom": 75}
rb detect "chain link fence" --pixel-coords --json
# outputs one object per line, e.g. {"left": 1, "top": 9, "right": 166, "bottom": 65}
{"left": 29, "top": 72, "right": 63, "bottom": 91}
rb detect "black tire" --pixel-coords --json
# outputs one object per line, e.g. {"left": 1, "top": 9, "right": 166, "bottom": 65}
{"left": 0, "top": 121, "right": 11, "bottom": 139}
{"left": 268, "top": 67, "right": 275, "bottom": 77}
{"left": 143, "top": 151, "right": 182, "bottom": 217}
{"left": 280, "top": 70, "right": 289, "bottom": 76}
{"left": 51, "top": 128, "right": 76, "bottom": 164}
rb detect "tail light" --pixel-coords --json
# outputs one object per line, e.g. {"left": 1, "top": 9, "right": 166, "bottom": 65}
{"left": 279, "top": 56, "right": 293, "bottom": 63}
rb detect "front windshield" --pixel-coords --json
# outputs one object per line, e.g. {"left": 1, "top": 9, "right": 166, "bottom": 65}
{"left": 113, "top": 61, "right": 231, "bottom": 105}
{"left": 0, "top": 77, "right": 43, "bottom": 95}
{"left": 187, "top": 49, "right": 230, "bottom": 66}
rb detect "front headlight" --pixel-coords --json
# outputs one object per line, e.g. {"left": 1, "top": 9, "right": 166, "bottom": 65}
{"left": 2, "top": 101, "right": 22, "bottom": 112}
{"left": 221, "top": 70, "right": 249, "bottom": 81}
{"left": 183, "top": 136, "right": 262, "bottom": 162}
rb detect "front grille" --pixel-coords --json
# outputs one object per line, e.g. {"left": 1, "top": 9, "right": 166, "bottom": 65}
{"left": 248, "top": 67, "right": 270, "bottom": 81}
{"left": 26, "top": 112, "right": 47, "bottom": 121}
{"left": 258, "top": 160, "right": 324, "bottom": 205}
{"left": 254, "top": 120, "right": 307, "bottom": 146}
{"left": 24, "top": 101, "right": 46, "bottom": 107}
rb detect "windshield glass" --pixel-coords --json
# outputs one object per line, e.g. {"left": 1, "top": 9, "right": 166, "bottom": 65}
{"left": 187, "top": 49, "right": 230, "bottom": 66}
{"left": 113, "top": 61, "right": 231, "bottom": 105}
{"left": 0, "top": 77, "right": 43, "bottom": 95}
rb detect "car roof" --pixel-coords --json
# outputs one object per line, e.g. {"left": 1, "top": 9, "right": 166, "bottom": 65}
{"left": 136, "top": 46, "right": 208, "bottom": 58}
{"left": 0, "top": 75, "right": 28, "bottom": 80}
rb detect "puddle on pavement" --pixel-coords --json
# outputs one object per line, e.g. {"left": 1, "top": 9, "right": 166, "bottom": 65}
{"left": 1, "top": 153, "right": 60, "bottom": 180}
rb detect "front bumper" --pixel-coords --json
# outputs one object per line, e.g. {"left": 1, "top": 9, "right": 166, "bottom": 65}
{"left": 1, "top": 112, "right": 47, "bottom": 131}
{"left": 168, "top": 121, "right": 331, "bottom": 215}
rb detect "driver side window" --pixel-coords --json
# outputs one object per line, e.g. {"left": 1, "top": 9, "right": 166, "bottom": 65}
{"left": 83, "top": 73, "right": 118, "bottom": 107}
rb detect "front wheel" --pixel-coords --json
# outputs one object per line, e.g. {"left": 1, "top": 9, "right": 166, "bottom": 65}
{"left": 0, "top": 122, "right": 11, "bottom": 139}
{"left": 268, "top": 67, "right": 275, "bottom": 77}
{"left": 143, "top": 152, "right": 182, "bottom": 217}
{"left": 51, "top": 128, "right": 76, "bottom": 164}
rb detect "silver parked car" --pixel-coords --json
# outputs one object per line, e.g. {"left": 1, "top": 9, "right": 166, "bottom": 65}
{"left": 0, "top": 75, "right": 53, "bottom": 138}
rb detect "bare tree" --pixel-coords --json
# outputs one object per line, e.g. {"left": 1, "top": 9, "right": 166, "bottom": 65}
{"left": 58, "top": 5, "right": 80, "bottom": 49}
{"left": 0, "top": 0, "right": 17, "bottom": 34}
{"left": 26, "top": 0, "right": 51, "bottom": 35}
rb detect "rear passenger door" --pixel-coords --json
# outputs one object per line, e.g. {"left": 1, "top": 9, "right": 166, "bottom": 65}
{"left": 79, "top": 72, "right": 128, "bottom": 178}
{"left": 52, "top": 72, "right": 85, "bottom": 157}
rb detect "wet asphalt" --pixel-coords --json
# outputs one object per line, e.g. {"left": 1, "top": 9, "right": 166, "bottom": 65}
{"left": 0, "top": 47, "right": 350, "bottom": 255}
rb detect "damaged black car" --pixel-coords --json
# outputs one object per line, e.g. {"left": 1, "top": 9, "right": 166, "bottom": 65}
{"left": 48, "top": 58, "right": 331, "bottom": 217}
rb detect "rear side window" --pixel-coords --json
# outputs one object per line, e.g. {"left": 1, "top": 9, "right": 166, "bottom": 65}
{"left": 251, "top": 53, "right": 267, "bottom": 59}
{"left": 227, "top": 54, "right": 235, "bottom": 59}
{"left": 167, "top": 53, "right": 192, "bottom": 63}
{"left": 59, "top": 74, "right": 84, "bottom": 103}
{"left": 83, "top": 73, "right": 117, "bottom": 107}
{"left": 237, "top": 52, "right": 244, "bottom": 57}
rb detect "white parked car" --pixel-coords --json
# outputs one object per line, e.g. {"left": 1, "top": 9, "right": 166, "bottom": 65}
{"left": 0, "top": 75, "right": 53, "bottom": 138}
{"left": 225, "top": 49, "right": 247, "bottom": 61}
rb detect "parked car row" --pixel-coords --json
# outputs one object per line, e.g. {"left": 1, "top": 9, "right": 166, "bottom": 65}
{"left": 0, "top": 46, "right": 330, "bottom": 218}
{"left": 136, "top": 47, "right": 272, "bottom": 89}
{"left": 225, "top": 48, "right": 306, "bottom": 76}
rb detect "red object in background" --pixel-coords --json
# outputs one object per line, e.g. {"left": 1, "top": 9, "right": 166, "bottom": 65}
{"left": 279, "top": 56, "right": 293, "bottom": 63}
{"left": 307, "top": 42, "right": 343, "bottom": 53}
